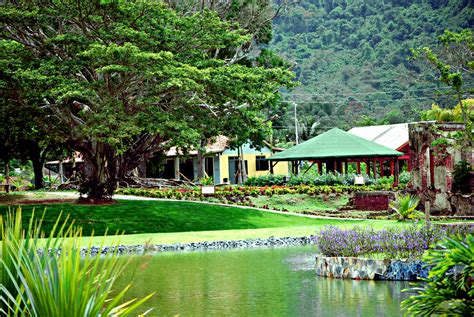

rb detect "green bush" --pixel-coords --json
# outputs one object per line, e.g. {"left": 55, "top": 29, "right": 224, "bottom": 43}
{"left": 244, "top": 172, "right": 406, "bottom": 187}
{"left": 389, "top": 194, "right": 423, "bottom": 221}
{"left": 0, "top": 208, "right": 153, "bottom": 316}
{"left": 452, "top": 160, "right": 471, "bottom": 194}
{"left": 399, "top": 171, "right": 412, "bottom": 184}
{"left": 402, "top": 234, "right": 474, "bottom": 316}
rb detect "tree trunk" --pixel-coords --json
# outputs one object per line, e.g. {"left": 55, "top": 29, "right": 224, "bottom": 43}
{"left": 196, "top": 140, "right": 206, "bottom": 179}
{"left": 79, "top": 142, "right": 117, "bottom": 201}
{"left": 237, "top": 147, "right": 243, "bottom": 184}
{"left": 240, "top": 146, "right": 247, "bottom": 183}
{"left": 5, "top": 161, "right": 10, "bottom": 193}
{"left": 27, "top": 141, "right": 49, "bottom": 190}
{"left": 32, "top": 159, "right": 44, "bottom": 189}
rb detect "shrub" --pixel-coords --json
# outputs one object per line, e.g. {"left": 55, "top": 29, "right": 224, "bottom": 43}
{"left": 452, "top": 160, "right": 471, "bottom": 194}
{"left": 399, "top": 171, "right": 412, "bottom": 184}
{"left": 0, "top": 208, "right": 153, "bottom": 316}
{"left": 244, "top": 175, "right": 286, "bottom": 186}
{"left": 245, "top": 172, "right": 391, "bottom": 187}
{"left": 198, "top": 176, "right": 214, "bottom": 185}
{"left": 402, "top": 234, "right": 474, "bottom": 316}
{"left": 389, "top": 194, "right": 424, "bottom": 221}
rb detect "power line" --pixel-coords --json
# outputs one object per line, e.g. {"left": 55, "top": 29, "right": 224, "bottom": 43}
{"left": 283, "top": 86, "right": 474, "bottom": 98}
{"left": 280, "top": 96, "right": 451, "bottom": 105}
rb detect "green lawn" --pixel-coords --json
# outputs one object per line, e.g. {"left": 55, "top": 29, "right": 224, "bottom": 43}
{"left": 1, "top": 200, "right": 366, "bottom": 236}
{"left": 0, "top": 199, "right": 412, "bottom": 245}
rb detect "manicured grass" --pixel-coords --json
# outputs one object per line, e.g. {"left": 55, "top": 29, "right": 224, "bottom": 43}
{"left": 3, "top": 196, "right": 456, "bottom": 246}
{"left": 250, "top": 194, "right": 349, "bottom": 212}
{"left": 81, "top": 223, "right": 400, "bottom": 246}
{"left": 0, "top": 200, "right": 368, "bottom": 237}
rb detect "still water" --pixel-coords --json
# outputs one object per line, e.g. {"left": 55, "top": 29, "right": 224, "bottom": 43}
{"left": 117, "top": 246, "right": 410, "bottom": 316}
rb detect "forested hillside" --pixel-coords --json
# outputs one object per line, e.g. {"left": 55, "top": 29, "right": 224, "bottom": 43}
{"left": 269, "top": 0, "right": 473, "bottom": 142}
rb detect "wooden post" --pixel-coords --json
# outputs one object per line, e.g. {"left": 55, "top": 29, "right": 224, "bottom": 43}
{"left": 344, "top": 161, "right": 348, "bottom": 174}
{"left": 394, "top": 158, "right": 399, "bottom": 186}
{"left": 380, "top": 159, "right": 384, "bottom": 177}
{"left": 318, "top": 161, "right": 323, "bottom": 175}
{"left": 357, "top": 161, "right": 361, "bottom": 174}
{"left": 58, "top": 160, "right": 64, "bottom": 184}
{"left": 174, "top": 157, "right": 180, "bottom": 180}
{"left": 372, "top": 158, "right": 377, "bottom": 179}
{"left": 425, "top": 201, "right": 431, "bottom": 227}
{"left": 5, "top": 161, "right": 10, "bottom": 193}
{"left": 390, "top": 160, "right": 395, "bottom": 176}
{"left": 366, "top": 160, "right": 370, "bottom": 175}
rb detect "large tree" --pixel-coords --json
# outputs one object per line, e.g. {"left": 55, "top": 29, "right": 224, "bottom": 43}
{"left": 0, "top": 40, "right": 68, "bottom": 189}
{"left": 0, "top": 0, "right": 294, "bottom": 200}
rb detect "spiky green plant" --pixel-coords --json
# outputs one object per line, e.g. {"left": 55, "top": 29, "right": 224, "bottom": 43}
{"left": 402, "top": 234, "right": 474, "bottom": 316}
{"left": 389, "top": 194, "right": 423, "bottom": 221}
{"left": 0, "top": 207, "right": 153, "bottom": 316}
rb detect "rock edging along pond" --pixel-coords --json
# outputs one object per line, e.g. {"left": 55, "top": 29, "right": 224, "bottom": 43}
{"left": 73, "top": 236, "right": 315, "bottom": 257}
{"left": 315, "top": 256, "right": 431, "bottom": 281}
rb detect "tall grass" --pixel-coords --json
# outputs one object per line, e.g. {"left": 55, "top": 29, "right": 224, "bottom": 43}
{"left": 0, "top": 207, "right": 153, "bottom": 316}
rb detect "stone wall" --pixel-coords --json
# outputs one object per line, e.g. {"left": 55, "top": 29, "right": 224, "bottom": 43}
{"left": 353, "top": 191, "right": 395, "bottom": 211}
{"left": 315, "top": 256, "right": 430, "bottom": 281}
{"left": 408, "top": 122, "right": 473, "bottom": 214}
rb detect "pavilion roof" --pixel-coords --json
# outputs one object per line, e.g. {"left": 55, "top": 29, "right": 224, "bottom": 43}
{"left": 348, "top": 123, "right": 408, "bottom": 150}
{"left": 268, "top": 128, "right": 403, "bottom": 161}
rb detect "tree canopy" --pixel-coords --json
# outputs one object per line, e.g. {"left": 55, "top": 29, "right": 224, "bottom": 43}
{"left": 0, "top": 0, "right": 294, "bottom": 198}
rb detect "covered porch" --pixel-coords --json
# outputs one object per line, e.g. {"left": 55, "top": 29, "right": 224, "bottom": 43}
{"left": 268, "top": 128, "right": 403, "bottom": 184}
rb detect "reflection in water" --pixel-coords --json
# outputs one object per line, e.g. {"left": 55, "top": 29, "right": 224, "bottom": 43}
{"left": 116, "top": 246, "right": 410, "bottom": 316}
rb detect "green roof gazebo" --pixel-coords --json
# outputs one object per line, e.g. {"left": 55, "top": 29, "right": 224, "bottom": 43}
{"left": 268, "top": 128, "right": 403, "bottom": 181}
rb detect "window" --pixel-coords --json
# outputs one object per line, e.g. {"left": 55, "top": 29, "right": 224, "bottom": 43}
{"left": 256, "top": 156, "right": 269, "bottom": 171}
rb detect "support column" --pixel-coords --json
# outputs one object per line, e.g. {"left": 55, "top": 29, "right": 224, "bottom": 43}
{"left": 318, "top": 161, "right": 323, "bottom": 175}
{"left": 394, "top": 159, "right": 399, "bottom": 186}
{"left": 390, "top": 160, "right": 395, "bottom": 176}
{"left": 366, "top": 160, "right": 370, "bottom": 175}
{"left": 357, "top": 162, "right": 361, "bottom": 174}
{"left": 372, "top": 158, "right": 377, "bottom": 179}
{"left": 174, "top": 157, "right": 180, "bottom": 180}
{"left": 380, "top": 159, "right": 384, "bottom": 177}
{"left": 344, "top": 161, "right": 348, "bottom": 174}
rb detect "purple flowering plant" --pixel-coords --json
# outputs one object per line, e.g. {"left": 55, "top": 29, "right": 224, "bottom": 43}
{"left": 314, "top": 224, "right": 474, "bottom": 259}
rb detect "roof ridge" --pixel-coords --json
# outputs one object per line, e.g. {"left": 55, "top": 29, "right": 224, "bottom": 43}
{"left": 372, "top": 125, "right": 397, "bottom": 142}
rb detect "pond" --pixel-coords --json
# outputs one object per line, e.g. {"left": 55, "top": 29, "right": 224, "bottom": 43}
{"left": 117, "top": 246, "right": 410, "bottom": 316}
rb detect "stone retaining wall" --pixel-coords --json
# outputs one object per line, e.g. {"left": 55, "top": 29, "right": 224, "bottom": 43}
{"left": 71, "top": 236, "right": 315, "bottom": 257}
{"left": 353, "top": 191, "right": 395, "bottom": 211}
{"left": 315, "top": 255, "right": 430, "bottom": 281}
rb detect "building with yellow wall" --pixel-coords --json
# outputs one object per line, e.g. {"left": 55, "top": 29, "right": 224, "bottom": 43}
{"left": 146, "top": 136, "right": 289, "bottom": 184}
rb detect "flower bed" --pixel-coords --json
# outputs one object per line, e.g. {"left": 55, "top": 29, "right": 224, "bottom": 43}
{"left": 313, "top": 224, "right": 473, "bottom": 260}
{"left": 115, "top": 183, "right": 404, "bottom": 200}
{"left": 313, "top": 224, "right": 473, "bottom": 280}
{"left": 244, "top": 172, "right": 411, "bottom": 187}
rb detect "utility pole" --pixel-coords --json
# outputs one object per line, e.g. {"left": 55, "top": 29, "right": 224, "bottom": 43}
{"left": 293, "top": 102, "right": 299, "bottom": 145}
{"left": 293, "top": 102, "right": 300, "bottom": 175}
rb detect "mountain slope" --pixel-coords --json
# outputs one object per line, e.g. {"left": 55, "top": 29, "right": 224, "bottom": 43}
{"left": 269, "top": 0, "right": 473, "bottom": 141}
